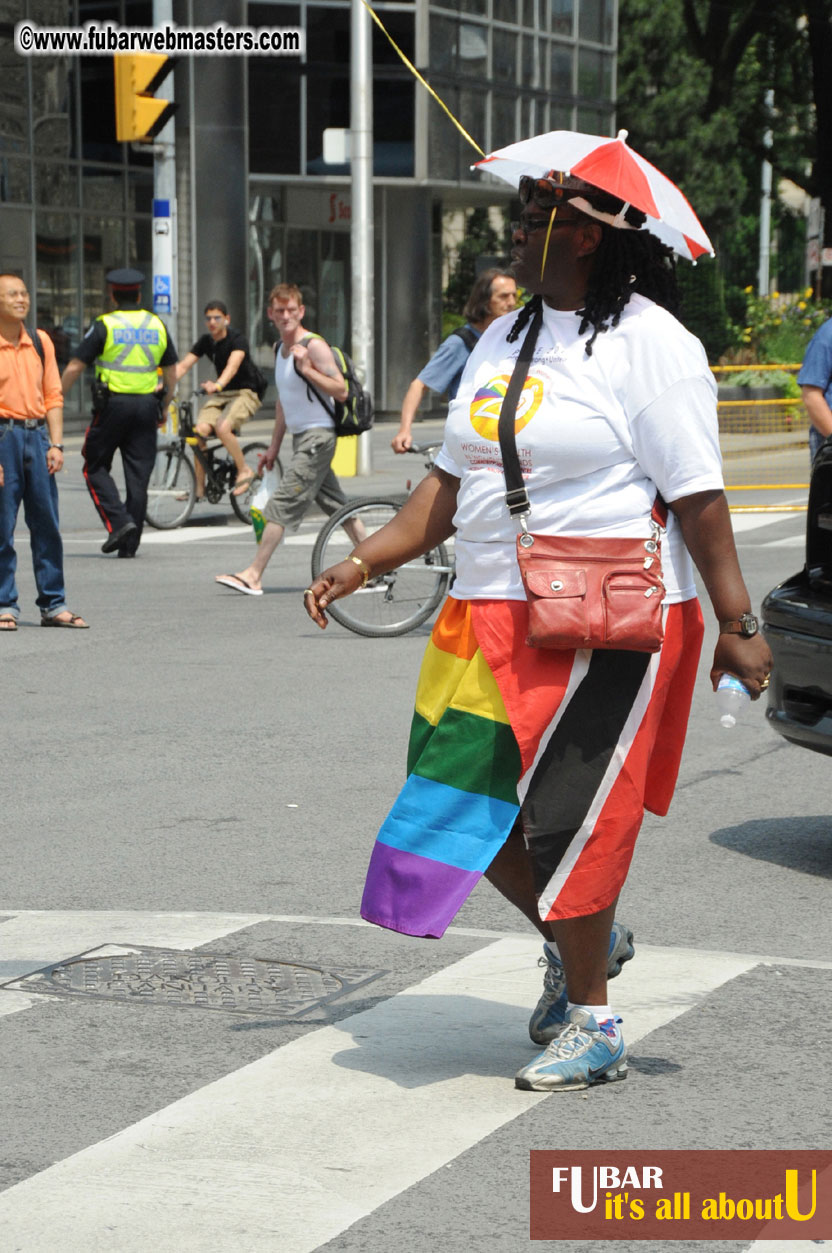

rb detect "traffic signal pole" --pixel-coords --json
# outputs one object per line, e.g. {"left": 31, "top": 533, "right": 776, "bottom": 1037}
{"left": 152, "top": 0, "right": 177, "bottom": 329}
{"left": 351, "top": 0, "right": 374, "bottom": 476}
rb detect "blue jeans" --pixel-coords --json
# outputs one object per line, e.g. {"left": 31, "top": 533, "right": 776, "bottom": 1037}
{"left": 810, "top": 425, "right": 827, "bottom": 464}
{"left": 0, "top": 421, "right": 67, "bottom": 620}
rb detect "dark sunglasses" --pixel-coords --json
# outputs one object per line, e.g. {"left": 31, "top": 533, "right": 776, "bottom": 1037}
{"left": 518, "top": 175, "right": 577, "bottom": 209}
{"left": 511, "top": 214, "right": 582, "bottom": 236}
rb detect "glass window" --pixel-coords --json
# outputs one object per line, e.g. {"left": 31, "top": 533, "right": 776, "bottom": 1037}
{"left": 306, "top": 69, "right": 350, "bottom": 172}
{"left": 493, "top": 0, "right": 518, "bottom": 21}
{"left": 491, "top": 92, "right": 518, "bottom": 149}
{"left": 79, "top": 56, "right": 122, "bottom": 163}
{"left": 459, "top": 86, "right": 486, "bottom": 178}
{"left": 0, "top": 158, "right": 31, "bottom": 203}
{"left": 551, "top": 44, "right": 572, "bottom": 94}
{"left": 492, "top": 30, "right": 517, "bottom": 83}
{"left": 550, "top": 0, "right": 574, "bottom": 36}
{"left": 373, "top": 10, "right": 415, "bottom": 64}
{"left": 577, "top": 47, "right": 612, "bottom": 99}
{"left": 80, "top": 215, "right": 128, "bottom": 323}
{"left": 578, "top": 0, "right": 614, "bottom": 44}
{"left": 249, "top": 62, "right": 301, "bottom": 173}
{"left": 127, "top": 167, "right": 154, "bottom": 217}
{"left": 520, "top": 0, "right": 543, "bottom": 29}
{"left": 307, "top": 6, "right": 351, "bottom": 63}
{"left": 458, "top": 22, "right": 488, "bottom": 76}
{"left": 31, "top": 63, "right": 75, "bottom": 162}
{"left": 576, "top": 106, "right": 609, "bottom": 134}
{"left": 82, "top": 166, "right": 124, "bottom": 211}
{"left": 428, "top": 84, "right": 461, "bottom": 181}
{"left": 35, "top": 161, "right": 79, "bottom": 210}
{"left": 550, "top": 101, "right": 573, "bottom": 129}
{"left": 126, "top": 215, "right": 152, "bottom": 283}
{"left": 374, "top": 80, "right": 415, "bottom": 176}
{"left": 459, "top": 0, "right": 487, "bottom": 15}
{"left": 0, "top": 33, "right": 28, "bottom": 154}
{"left": 521, "top": 35, "right": 543, "bottom": 90}
{"left": 430, "top": 16, "right": 458, "bottom": 74}
{"left": 34, "top": 211, "right": 80, "bottom": 369}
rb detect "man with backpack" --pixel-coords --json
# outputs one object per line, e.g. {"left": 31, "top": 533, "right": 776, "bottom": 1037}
{"left": 391, "top": 268, "right": 518, "bottom": 453}
{"left": 174, "top": 299, "right": 268, "bottom": 501}
{"left": 215, "top": 282, "right": 364, "bottom": 596}
{"left": 0, "top": 272, "right": 88, "bottom": 630}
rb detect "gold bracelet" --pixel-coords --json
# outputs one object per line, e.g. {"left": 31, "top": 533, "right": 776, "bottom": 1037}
{"left": 348, "top": 554, "right": 371, "bottom": 587}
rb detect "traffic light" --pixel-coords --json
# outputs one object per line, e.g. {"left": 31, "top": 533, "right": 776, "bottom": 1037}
{"left": 114, "top": 54, "right": 175, "bottom": 143}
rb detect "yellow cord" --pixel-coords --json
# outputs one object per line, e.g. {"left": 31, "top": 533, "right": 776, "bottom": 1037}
{"left": 540, "top": 206, "right": 558, "bottom": 279}
{"left": 359, "top": 0, "right": 485, "bottom": 158}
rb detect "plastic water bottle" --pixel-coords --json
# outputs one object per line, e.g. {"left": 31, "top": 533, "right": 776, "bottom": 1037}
{"left": 716, "top": 674, "right": 751, "bottom": 728}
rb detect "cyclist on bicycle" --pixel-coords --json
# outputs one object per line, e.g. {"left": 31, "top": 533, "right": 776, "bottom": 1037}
{"left": 175, "top": 300, "right": 266, "bottom": 501}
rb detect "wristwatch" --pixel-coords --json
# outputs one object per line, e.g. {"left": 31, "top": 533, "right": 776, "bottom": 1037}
{"left": 49, "top": 443, "right": 64, "bottom": 451}
{"left": 719, "top": 612, "right": 759, "bottom": 638}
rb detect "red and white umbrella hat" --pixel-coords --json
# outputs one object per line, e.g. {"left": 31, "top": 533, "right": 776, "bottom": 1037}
{"left": 474, "top": 129, "right": 714, "bottom": 262}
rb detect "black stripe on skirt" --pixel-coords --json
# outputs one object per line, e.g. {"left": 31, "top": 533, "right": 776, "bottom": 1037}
{"left": 522, "top": 648, "right": 652, "bottom": 897}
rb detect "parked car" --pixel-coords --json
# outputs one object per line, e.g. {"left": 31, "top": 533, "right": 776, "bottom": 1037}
{"left": 762, "top": 438, "right": 832, "bottom": 756}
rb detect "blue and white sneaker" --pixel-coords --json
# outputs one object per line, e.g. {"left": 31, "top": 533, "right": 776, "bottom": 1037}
{"left": 528, "top": 921, "right": 635, "bottom": 1046}
{"left": 515, "top": 1008, "right": 628, "bottom": 1091}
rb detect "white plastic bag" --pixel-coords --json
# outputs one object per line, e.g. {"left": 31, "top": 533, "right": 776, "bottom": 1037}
{"left": 249, "top": 466, "right": 280, "bottom": 542}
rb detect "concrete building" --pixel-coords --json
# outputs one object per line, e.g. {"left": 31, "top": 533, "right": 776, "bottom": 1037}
{"left": 1, "top": 0, "right": 617, "bottom": 423}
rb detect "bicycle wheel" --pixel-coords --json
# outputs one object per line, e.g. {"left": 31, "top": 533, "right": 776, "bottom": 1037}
{"left": 229, "top": 442, "right": 273, "bottom": 523}
{"left": 145, "top": 445, "right": 196, "bottom": 529}
{"left": 310, "top": 498, "right": 452, "bottom": 638}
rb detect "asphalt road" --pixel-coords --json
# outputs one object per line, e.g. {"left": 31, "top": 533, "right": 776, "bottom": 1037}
{"left": 0, "top": 422, "right": 829, "bottom": 1253}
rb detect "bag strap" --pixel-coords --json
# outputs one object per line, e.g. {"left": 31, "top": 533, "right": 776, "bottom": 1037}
{"left": 27, "top": 326, "right": 45, "bottom": 375}
{"left": 293, "top": 334, "right": 337, "bottom": 419}
{"left": 497, "top": 307, "right": 543, "bottom": 520}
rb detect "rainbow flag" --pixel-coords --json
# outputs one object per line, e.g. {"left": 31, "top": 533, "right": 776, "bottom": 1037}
{"left": 360, "top": 598, "right": 521, "bottom": 937}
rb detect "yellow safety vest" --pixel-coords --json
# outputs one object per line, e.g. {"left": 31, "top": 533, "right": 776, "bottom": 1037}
{"left": 95, "top": 309, "right": 167, "bottom": 394}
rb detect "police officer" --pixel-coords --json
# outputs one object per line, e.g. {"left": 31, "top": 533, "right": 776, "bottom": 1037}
{"left": 61, "top": 268, "right": 177, "bottom": 557}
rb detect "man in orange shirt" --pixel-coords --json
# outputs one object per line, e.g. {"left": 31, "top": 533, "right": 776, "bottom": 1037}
{"left": 0, "top": 273, "right": 88, "bottom": 630}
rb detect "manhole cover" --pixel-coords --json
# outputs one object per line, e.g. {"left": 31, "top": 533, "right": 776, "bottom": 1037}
{"left": 0, "top": 945, "right": 385, "bottom": 1017}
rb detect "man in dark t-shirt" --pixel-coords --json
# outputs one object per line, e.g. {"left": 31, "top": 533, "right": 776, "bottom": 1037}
{"left": 175, "top": 300, "right": 264, "bottom": 499}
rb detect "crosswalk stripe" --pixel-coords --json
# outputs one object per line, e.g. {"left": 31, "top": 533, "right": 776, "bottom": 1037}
{"left": 0, "top": 928, "right": 760, "bottom": 1252}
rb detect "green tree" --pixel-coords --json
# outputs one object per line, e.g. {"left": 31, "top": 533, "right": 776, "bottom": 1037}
{"left": 617, "top": 0, "right": 820, "bottom": 287}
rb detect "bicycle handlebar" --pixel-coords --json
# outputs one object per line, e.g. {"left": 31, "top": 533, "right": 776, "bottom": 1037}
{"left": 407, "top": 441, "right": 443, "bottom": 456}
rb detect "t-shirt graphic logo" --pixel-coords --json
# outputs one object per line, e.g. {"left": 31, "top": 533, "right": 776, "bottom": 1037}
{"left": 469, "top": 374, "right": 544, "bottom": 442}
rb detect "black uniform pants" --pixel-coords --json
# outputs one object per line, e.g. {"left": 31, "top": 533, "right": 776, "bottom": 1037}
{"left": 82, "top": 394, "right": 160, "bottom": 541}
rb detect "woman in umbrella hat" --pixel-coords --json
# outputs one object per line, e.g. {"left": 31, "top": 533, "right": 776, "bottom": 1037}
{"left": 304, "top": 168, "right": 772, "bottom": 1092}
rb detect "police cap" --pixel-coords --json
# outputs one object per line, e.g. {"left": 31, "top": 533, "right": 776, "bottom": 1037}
{"left": 106, "top": 267, "right": 145, "bottom": 289}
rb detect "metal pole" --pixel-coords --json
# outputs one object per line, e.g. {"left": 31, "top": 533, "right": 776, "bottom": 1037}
{"left": 351, "top": 0, "right": 374, "bottom": 475}
{"left": 153, "top": 0, "right": 176, "bottom": 331}
{"left": 758, "top": 88, "right": 774, "bottom": 297}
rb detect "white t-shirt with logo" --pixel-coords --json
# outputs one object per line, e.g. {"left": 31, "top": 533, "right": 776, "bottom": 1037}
{"left": 434, "top": 295, "right": 722, "bottom": 603}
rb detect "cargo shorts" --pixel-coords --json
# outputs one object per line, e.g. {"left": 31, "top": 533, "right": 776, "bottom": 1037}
{"left": 263, "top": 426, "right": 347, "bottom": 530}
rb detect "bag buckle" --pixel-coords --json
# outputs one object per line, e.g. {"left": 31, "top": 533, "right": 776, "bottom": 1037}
{"left": 517, "top": 512, "right": 535, "bottom": 547}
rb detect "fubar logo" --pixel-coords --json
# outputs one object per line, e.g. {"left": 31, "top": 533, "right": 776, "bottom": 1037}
{"left": 530, "top": 1150, "right": 832, "bottom": 1241}
{"left": 469, "top": 374, "right": 543, "bottom": 442}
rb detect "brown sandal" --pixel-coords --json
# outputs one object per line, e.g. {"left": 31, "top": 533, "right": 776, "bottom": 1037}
{"left": 41, "top": 612, "right": 89, "bottom": 629}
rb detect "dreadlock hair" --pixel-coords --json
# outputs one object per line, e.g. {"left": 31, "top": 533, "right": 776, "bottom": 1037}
{"left": 506, "top": 187, "right": 680, "bottom": 355}
{"left": 577, "top": 227, "right": 679, "bottom": 355}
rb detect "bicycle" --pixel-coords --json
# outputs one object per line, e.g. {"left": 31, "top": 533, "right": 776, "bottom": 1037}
{"left": 310, "top": 442, "right": 455, "bottom": 637}
{"left": 145, "top": 392, "right": 275, "bottom": 530}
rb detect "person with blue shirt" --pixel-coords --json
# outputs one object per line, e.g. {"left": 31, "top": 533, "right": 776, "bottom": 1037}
{"left": 797, "top": 319, "right": 832, "bottom": 461}
{"left": 391, "top": 269, "right": 517, "bottom": 453}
